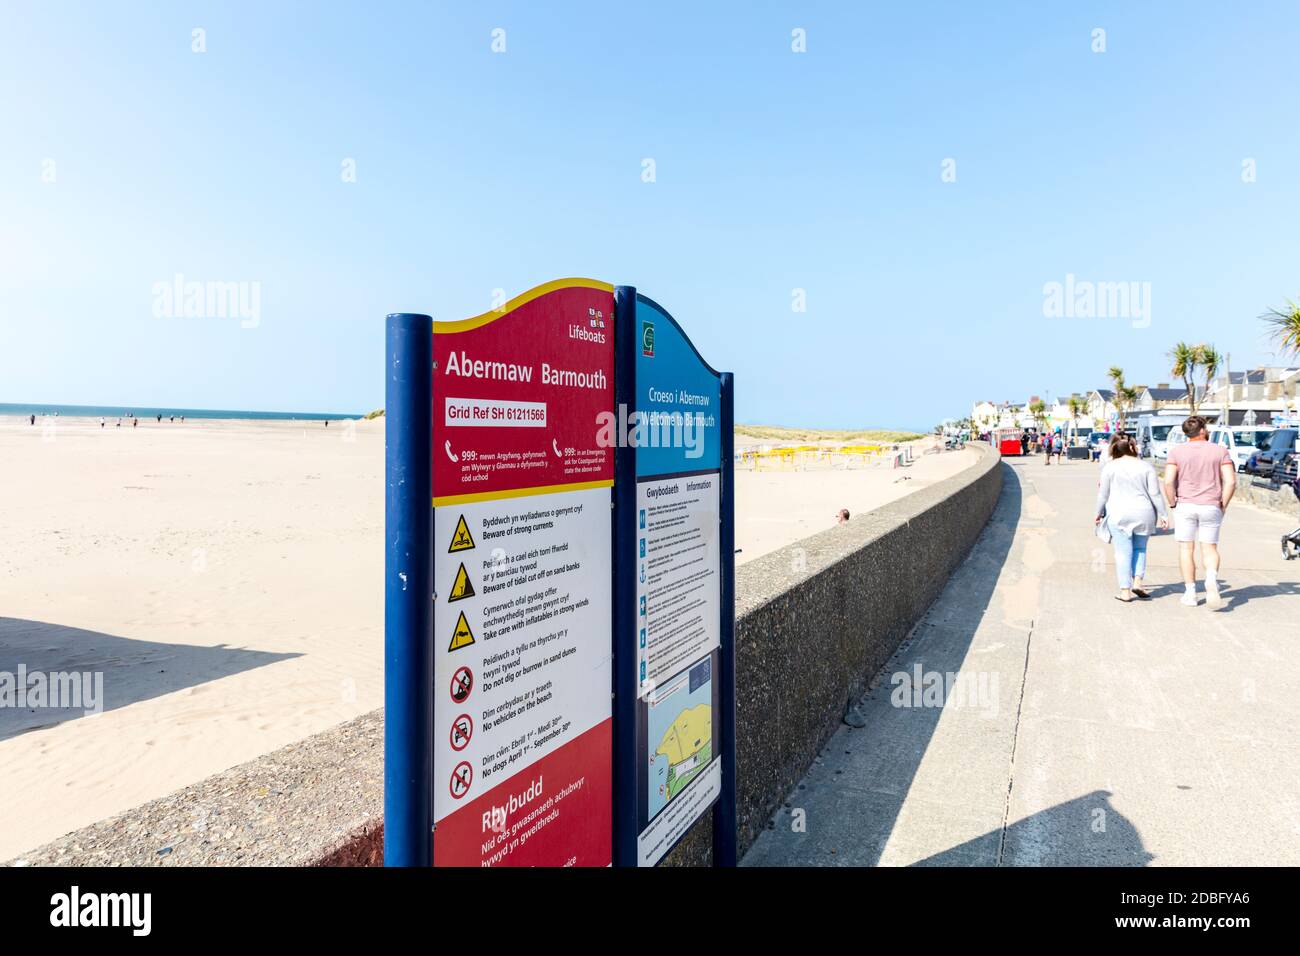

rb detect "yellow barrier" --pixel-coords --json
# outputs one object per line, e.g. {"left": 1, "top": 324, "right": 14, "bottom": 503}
{"left": 737, "top": 444, "right": 906, "bottom": 471}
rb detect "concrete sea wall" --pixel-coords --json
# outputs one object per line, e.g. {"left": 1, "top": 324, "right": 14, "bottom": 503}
{"left": 1235, "top": 473, "right": 1298, "bottom": 517}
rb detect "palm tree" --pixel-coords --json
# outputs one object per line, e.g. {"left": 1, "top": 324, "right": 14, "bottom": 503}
{"left": 1108, "top": 367, "right": 1130, "bottom": 428}
{"left": 1120, "top": 385, "right": 1140, "bottom": 428}
{"left": 1068, "top": 395, "right": 1086, "bottom": 440}
{"left": 1168, "top": 341, "right": 1200, "bottom": 413}
{"left": 1029, "top": 399, "right": 1047, "bottom": 434}
{"left": 1261, "top": 299, "right": 1300, "bottom": 357}
{"left": 1197, "top": 344, "right": 1221, "bottom": 414}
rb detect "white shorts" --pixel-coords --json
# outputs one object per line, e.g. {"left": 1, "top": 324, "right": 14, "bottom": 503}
{"left": 1174, "top": 503, "right": 1223, "bottom": 544}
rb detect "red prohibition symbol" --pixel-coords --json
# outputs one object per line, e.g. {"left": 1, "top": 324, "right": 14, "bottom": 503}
{"left": 450, "top": 714, "right": 474, "bottom": 751}
{"left": 449, "top": 761, "right": 473, "bottom": 799}
{"left": 450, "top": 666, "right": 473, "bottom": 704}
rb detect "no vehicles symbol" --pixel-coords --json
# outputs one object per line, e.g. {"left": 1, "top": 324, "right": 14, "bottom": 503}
{"left": 449, "top": 761, "right": 473, "bottom": 799}
{"left": 450, "top": 666, "right": 473, "bottom": 704}
{"left": 450, "top": 714, "right": 473, "bottom": 751}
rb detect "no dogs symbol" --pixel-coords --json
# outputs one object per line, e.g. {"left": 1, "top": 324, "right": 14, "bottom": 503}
{"left": 449, "top": 761, "right": 473, "bottom": 799}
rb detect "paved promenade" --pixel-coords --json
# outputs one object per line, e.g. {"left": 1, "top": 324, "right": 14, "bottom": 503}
{"left": 743, "top": 455, "right": 1300, "bottom": 866}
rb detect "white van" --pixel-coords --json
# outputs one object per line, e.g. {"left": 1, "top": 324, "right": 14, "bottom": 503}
{"left": 1210, "top": 424, "right": 1276, "bottom": 472}
{"left": 1134, "top": 413, "right": 1190, "bottom": 461}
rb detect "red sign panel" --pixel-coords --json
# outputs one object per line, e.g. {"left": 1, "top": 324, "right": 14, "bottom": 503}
{"left": 430, "top": 278, "right": 615, "bottom": 868}
{"left": 432, "top": 281, "right": 616, "bottom": 503}
{"left": 433, "top": 719, "right": 612, "bottom": 867}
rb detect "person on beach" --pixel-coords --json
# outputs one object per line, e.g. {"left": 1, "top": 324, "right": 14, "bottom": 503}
{"left": 30, "top": 414, "right": 35, "bottom": 426}
{"left": 836, "top": 508, "right": 850, "bottom": 524}
{"left": 1095, "top": 435, "right": 1169, "bottom": 602}
{"left": 1163, "top": 415, "right": 1235, "bottom": 608}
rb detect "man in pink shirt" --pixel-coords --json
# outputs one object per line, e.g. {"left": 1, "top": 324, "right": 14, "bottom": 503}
{"left": 1163, "top": 415, "right": 1236, "bottom": 607}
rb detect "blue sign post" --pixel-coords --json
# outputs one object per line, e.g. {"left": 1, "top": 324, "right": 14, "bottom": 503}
{"left": 716, "top": 370, "right": 737, "bottom": 867}
{"left": 384, "top": 313, "right": 433, "bottom": 867}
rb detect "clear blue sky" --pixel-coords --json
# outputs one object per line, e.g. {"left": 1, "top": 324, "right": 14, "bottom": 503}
{"left": 4, "top": 2, "right": 1300, "bottom": 429}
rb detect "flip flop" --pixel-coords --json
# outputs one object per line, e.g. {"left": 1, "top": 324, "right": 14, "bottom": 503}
{"left": 1114, "top": 595, "right": 1135, "bottom": 603}
{"left": 1132, "top": 589, "right": 1151, "bottom": 600}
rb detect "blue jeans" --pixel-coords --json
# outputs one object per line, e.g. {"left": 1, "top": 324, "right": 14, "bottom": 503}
{"left": 1108, "top": 521, "right": 1149, "bottom": 590}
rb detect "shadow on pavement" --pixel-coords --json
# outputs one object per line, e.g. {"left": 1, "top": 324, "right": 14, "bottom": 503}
{"left": 914, "top": 790, "right": 1154, "bottom": 866}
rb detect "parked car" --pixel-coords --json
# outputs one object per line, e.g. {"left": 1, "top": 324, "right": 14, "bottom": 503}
{"left": 1209, "top": 425, "right": 1275, "bottom": 472}
{"left": 1246, "top": 428, "right": 1298, "bottom": 480}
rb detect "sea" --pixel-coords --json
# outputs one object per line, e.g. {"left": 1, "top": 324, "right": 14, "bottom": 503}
{"left": 0, "top": 403, "right": 361, "bottom": 422}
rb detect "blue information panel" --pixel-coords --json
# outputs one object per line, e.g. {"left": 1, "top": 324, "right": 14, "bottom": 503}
{"left": 628, "top": 295, "right": 726, "bottom": 866}
{"left": 633, "top": 297, "right": 722, "bottom": 478}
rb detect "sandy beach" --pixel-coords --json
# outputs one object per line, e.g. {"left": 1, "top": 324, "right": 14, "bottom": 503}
{"left": 0, "top": 415, "right": 383, "bottom": 861}
{"left": 0, "top": 417, "right": 976, "bottom": 859}
{"left": 734, "top": 443, "right": 979, "bottom": 564}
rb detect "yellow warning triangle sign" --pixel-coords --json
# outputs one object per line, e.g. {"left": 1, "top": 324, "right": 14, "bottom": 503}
{"left": 448, "top": 611, "right": 475, "bottom": 652}
{"left": 448, "top": 563, "right": 475, "bottom": 602}
{"left": 448, "top": 515, "right": 475, "bottom": 553}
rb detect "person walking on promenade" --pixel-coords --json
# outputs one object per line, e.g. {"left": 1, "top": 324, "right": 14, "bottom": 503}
{"left": 1163, "top": 415, "right": 1236, "bottom": 608}
{"left": 1020, "top": 432, "right": 1029, "bottom": 455}
{"left": 1095, "top": 435, "right": 1169, "bottom": 602}
{"left": 1054, "top": 429, "right": 1066, "bottom": 464}
{"left": 1043, "top": 430, "right": 1054, "bottom": 465}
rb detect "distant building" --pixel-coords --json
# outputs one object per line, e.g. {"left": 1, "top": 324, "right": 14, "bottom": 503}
{"left": 1201, "top": 366, "right": 1300, "bottom": 406}
{"left": 1086, "top": 389, "right": 1117, "bottom": 427}
{"left": 971, "top": 400, "right": 1021, "bottom": 431}
{"left": 1049, "top": 393, "right": 1092, "bottom": 433}
{"left": 971, "top": 401, "right": 1000, "bottom": 432}
{"left": 1134, "top": 384, "right": 1192, "bottom": 411}
{"left": 1199, "top": 366, "right": 1300, "bottom": 423}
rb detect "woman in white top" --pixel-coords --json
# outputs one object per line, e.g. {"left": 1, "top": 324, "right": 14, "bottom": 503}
{"left": 1094, "top": 435, "right": 1170, "bottom": 602}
